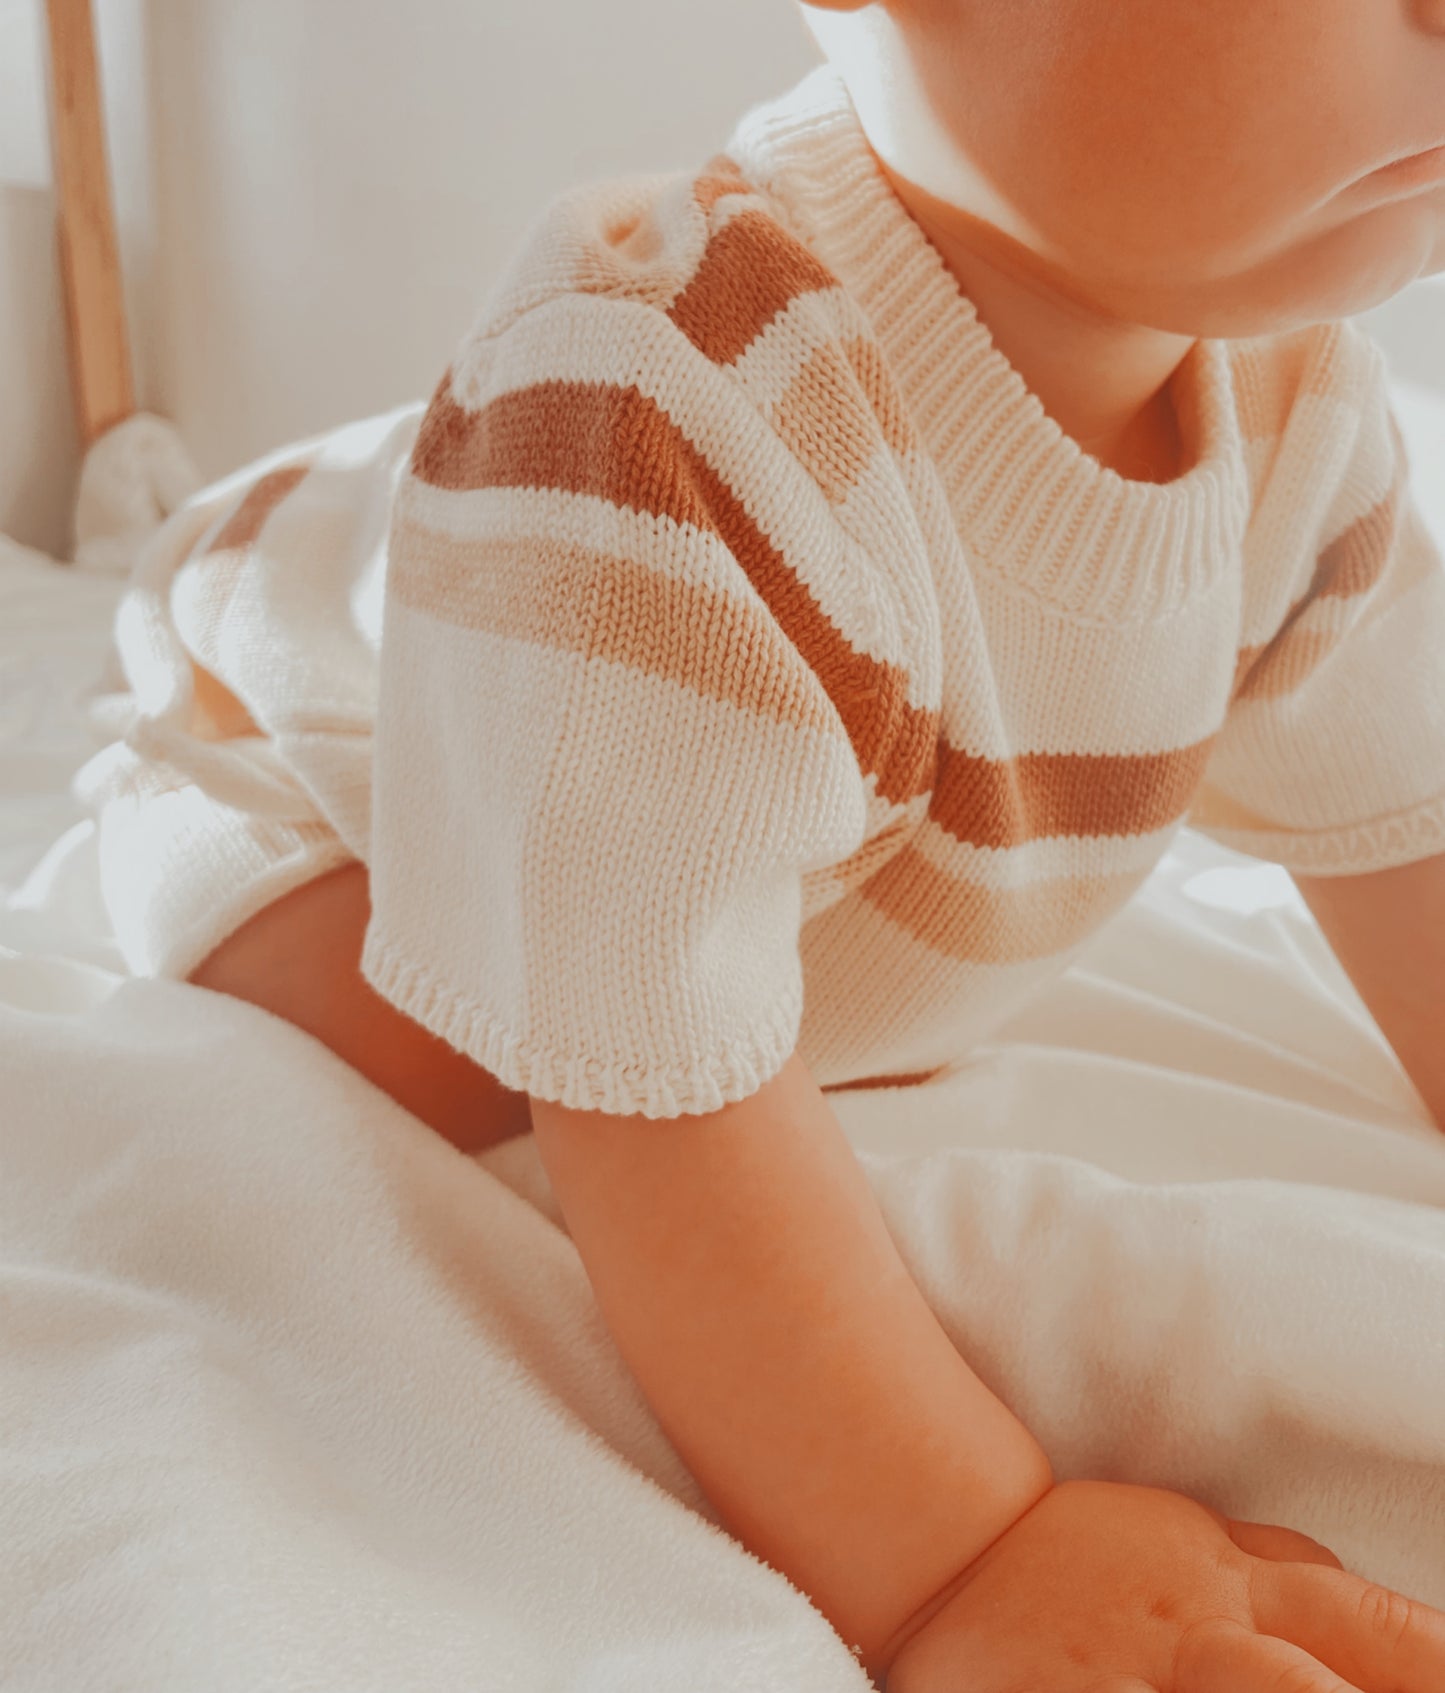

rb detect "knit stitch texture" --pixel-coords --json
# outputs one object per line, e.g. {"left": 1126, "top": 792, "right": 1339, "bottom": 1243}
{"left": 77, "top": 63, "right": 1445, "bottom": 1117}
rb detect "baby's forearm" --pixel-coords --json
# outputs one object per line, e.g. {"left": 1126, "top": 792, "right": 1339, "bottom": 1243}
{"left": 530, "top": 1052, "right": 1055, "bottom": 1684}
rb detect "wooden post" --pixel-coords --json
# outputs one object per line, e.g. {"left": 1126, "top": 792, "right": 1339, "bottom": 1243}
{"left": 42, "top": 0, "right": 135, "bottom": 450}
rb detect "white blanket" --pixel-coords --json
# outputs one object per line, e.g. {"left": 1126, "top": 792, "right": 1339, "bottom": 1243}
{"left": 3, "top": 818, "right": 1444, "bottom": 1692}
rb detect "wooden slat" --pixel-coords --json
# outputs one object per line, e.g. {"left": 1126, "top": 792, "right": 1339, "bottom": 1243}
{"left": 43, "top": 0, "right": 134, "bottom": 448}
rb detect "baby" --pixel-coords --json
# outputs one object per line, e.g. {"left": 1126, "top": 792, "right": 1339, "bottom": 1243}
{"left": 77, "top": 1, "right": 1445, "bottom": 1687}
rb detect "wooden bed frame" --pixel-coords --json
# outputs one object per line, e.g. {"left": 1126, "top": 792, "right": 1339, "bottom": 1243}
{"left": 42, "top": 0, "right": 134, "bottom": 450}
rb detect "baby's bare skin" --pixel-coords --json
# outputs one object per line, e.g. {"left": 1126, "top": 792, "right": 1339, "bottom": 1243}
{"left": 800, "top": 0, "right": 1445, "bottom": 479}
{"left": 886, "top": 1477, "right": 1445, "bottom": 1693}
{"left": 186, "top": 861, "right": 532, "bottom": 1155}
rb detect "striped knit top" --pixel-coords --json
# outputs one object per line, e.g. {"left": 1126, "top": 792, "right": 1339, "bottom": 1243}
{"left": 82, "top": 63, "right": 1445, "bottom": 1119}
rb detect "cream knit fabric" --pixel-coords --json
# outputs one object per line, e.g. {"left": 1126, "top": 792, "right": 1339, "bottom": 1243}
{"left": 76, "top": 63, "right": 1445, "bottom": 1117}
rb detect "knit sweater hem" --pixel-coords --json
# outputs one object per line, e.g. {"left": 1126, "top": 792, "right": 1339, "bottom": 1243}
{"left": 359, "top": 928, "right": 805, "bottom": 1119}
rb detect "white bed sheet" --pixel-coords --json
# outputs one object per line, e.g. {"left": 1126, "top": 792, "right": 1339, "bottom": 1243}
{"left": 0, "top": 549, "right": 128, "bottom": 969}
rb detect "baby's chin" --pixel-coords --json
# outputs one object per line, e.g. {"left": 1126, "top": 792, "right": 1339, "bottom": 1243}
{"left": 1227, "top": 202, "right": 1444, "bottom": 338}
{"left": 1076, "top": 199, "right": 1445, "bottom": 342}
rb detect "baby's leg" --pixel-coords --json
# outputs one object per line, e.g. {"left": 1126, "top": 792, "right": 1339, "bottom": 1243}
{"left": 187, "top": 862, "right": 534, "bottom": 1154}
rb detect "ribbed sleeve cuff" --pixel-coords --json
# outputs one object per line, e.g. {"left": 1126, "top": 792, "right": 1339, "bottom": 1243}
{"left": 359, "top": 927, "right": 803, "bottom": 1119}
{"left": 93, "top": 773, "right": 356, "bottom": 979}
{"left": 1192, "top": 789, "right": 1445, "bottom": 877}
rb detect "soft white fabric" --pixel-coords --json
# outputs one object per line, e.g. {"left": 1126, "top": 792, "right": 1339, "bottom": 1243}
{"left": 2, "top": 823, "right": 1444, "bottom": 1692}
{"left": 72, "top": 411, "right": 204, "bottom": 580}
{"left": 0, "top": 547, "right": 128, "bottom": 965}
{"left": 0, "top": 407, "right": 200, "bottom": 962}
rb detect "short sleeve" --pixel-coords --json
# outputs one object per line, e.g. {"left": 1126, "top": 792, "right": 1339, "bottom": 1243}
{"left": 359, "top": 294, "right": 868, "bottom": 1118}
{"left": 1186, "top": 351, "right": 1445, "bottom": 878}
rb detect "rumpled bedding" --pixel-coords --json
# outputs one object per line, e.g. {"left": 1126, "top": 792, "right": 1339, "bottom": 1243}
{"left": 3, "top": 466, "right": 1445, "bottom": 1691}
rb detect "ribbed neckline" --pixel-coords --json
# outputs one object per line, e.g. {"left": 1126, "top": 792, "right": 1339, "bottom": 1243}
{"left": 723, "top": 63, "right": 1253, "bottom": 623}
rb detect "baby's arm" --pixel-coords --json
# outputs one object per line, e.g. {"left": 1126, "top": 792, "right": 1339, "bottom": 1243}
{"left": 187, "top": 862, "right": 533, "bottom": 1154}
{"left": 529, "top": 1049, "right": 1055, "bottom": 1686}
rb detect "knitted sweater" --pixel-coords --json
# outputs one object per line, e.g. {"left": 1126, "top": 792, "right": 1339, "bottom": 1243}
{"left": 78, "top": 62, "right": 1445, "bottom": 1119}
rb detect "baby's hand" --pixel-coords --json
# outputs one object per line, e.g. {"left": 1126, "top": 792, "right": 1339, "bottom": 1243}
{"left": 883, "top": 1476, "right": 1445, "bottom": 1692}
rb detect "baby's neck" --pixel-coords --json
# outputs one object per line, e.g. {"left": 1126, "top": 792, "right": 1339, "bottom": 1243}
{"left": 1096, "top": 383, "right": 1188, "bottom": 485}
{"left": 873, "top": 153, "right": 1196, "bottom": 485}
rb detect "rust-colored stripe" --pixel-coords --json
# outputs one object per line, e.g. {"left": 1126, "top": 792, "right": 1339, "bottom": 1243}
{"left": 929, "top": 736, "right": 1218, "bottom": 850}
{"left": 823, "top": 1067, "right": 945, "bottom": 1093}
{"left": 665, "top": 204, "right": 839, "bottom": 369}
{"left": 401, "top": 376, "right": 937, "bottom": 805}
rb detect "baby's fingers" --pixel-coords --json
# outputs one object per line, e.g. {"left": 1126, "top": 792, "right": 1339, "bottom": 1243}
{"left": 1176, "top": 1619, "right": 1363, "bottom": 1692}
{"left": 1225, "top": 1518, "right": 1345, "bottom": 1568}
{"left": 1247, "top": 1561, "right": 1445, "bottom": 1691}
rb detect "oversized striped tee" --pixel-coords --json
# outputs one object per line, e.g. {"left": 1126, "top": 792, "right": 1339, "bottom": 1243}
{"left": 77, "top": 62, "right": 1445, "bottom": 1119}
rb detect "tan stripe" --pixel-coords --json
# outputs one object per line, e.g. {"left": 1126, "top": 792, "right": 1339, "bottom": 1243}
{"left": 1230, "top": 643, "right": 1264, "bottom": 700}
{"left": 861, "top": 840, "right": 1150, "bottom": 963}
{"left": 387, "top": 519, "right": 840, "bottom": 737}
{"left": 175, "top": 544, "right": 259, "bottom": 736}
{"left": 824, "top": 811, "right": 919, "bottom": 898}
{"left": 1185, "top": 782, "right": 1285, "bottom": 835}
{"left": 772, "top": 334, "right": 916, "bottom": 503}
{"left": 1234, "top": 627, "right": 1336, "bottom": 704}
{"left": 1235, "top": 464, "right": 1407, "bottom": 703}
{"left": 1313, "top": 471, "right": 1404, "bottom": 602}
{"left": 839, "top": 333, "right": 917, "bottom": 462}
{"left": 174, "top": 462, "right": 312, "bottom": 741}
{"left": 204, "top": 463, "right": 311, "bottom": 554}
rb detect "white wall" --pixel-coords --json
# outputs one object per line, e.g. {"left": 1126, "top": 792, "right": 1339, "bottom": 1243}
{"left": 2, "top": 0, "right": 820, "bottom": 550}
{"left": 138, "top": 0, "right": 820, "bottom": 489}
{"left": 1359, "top": 279, "right": 1445, "bottom": 393}
{"left": 1, "top": 0, "right": 1441, "bottom": 561}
